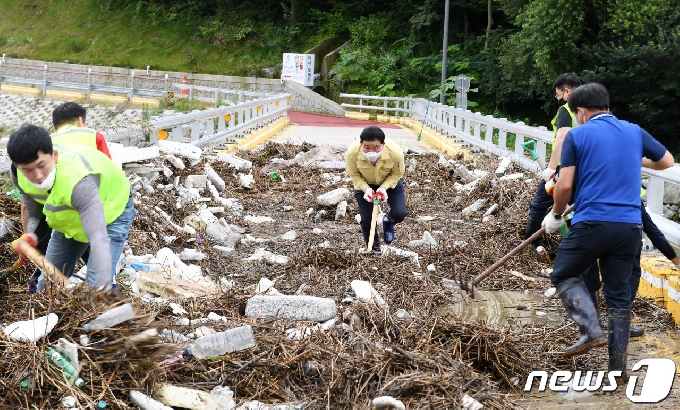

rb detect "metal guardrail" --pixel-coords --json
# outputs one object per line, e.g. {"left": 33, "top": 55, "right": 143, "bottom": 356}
{"left": 101, "top": 94, "right": 290, "bottom": 149}
{"left": 0, "top": 62, "right": 167, "bottom": 100}
{"left": 340, "top": 93, "right": 680, "bottom": 245}
{"left": 0, "top": 94, "right": 291, "bottom": 178}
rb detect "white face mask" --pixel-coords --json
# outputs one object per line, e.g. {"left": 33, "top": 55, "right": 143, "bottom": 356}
{"left": 364, "top": 151, "right": 382, "bottom": 162}
{"left": 28, "top": 165, "right": 57, "bottom": 191}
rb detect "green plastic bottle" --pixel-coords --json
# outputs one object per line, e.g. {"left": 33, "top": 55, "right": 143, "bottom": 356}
{"left": 45, "top": 348, "right": 84, "bottom": 388}
{"left": 558, "top": 222, "right": 569, "bottom": 237}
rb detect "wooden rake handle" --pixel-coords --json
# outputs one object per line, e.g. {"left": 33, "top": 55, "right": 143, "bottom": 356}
{"left": 367, "top": 205, "right": 379, "bottom": 251}
{"left": 14, "top": 240, "right": 68, "bottom": 288}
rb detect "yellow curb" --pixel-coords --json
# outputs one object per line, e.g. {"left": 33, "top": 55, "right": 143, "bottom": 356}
{"left": 272, "top": 123, "right": 298, "bottom": 143}
{"left": 90, "top": 93, "right": 129, "bottom": 104}
{"left": 345, "top": 111, "right": 370, "bottom": 120}
{"left": 46, "top": 89, "right": 86, "bottom": 99}
{"left": 221, "top": 117, "right": 290, "bottom": 154}
{"left": 640, "top": 254, "right": 680, "bottom": 324}
{"left": 1, "top": 84, "right": 41, "bottom": 95}
{"left": 131, "top": 97, "right": 160, "bottom": 107}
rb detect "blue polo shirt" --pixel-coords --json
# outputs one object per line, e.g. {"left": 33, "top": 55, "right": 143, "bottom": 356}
{"left": 561, "top": 113, "right": 667, "bottom": 224}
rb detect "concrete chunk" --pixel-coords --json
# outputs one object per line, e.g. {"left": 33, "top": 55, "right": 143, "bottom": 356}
{"left": 205, "top": 163, "right": 226, "bottom": 192}
{"left": 245, "top": 295, "right": 337, "bottom": 322}
{"left": 316, "top": 187, "right": 350, "bottom": 206}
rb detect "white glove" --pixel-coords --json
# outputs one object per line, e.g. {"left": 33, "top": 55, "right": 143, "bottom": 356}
{"left": 376, "top": 187, "right": 388, "bottom": 203}
{"left": 363, "top": 187, "right": 375, "bottom": 203}
{"left": 542, "top": 167, "right": 556, "bottom": 182}
{"left": 542, "top": 212, "right": 564, "bottom": 234}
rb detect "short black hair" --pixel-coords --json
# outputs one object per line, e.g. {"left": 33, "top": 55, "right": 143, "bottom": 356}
{"left": 553, "top": 73, "right": 582, "bottom": 90}
{"left": 7, "top": 124, "right": 54, "bottom": 165}
{"left": 359, "top": 126, "right": 385, "bottom": 143}
{"left": 53, "top": 101, "right": 86, "bottom": 129}
{"left": 568, "top": 83, "right": 610, "bottom": 112}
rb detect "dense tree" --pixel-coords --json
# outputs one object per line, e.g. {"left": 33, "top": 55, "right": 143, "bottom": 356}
{"left": 98, "top": 0, "right": 680, "bottom": 147}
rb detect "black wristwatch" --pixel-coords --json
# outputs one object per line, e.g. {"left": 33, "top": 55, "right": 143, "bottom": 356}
{"left": 552, "top": 212, "right": 563, "bottom": 220}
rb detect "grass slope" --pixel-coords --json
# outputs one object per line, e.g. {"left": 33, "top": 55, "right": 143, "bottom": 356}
{"left": 0, "top": 0, "right": 296, "bottom": 76}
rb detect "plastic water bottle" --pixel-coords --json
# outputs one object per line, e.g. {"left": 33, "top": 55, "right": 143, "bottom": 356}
{"left": 45, "top": 348, "right": 84, "bottom": 387}
{"left": 83, "top": 303, "right": 136, "bottom": 331}
{"left": 209, "top": 385, "right": 235, "bottom": 409}
{"left": 184, "top": 325, "right": 256, "bottom": 359}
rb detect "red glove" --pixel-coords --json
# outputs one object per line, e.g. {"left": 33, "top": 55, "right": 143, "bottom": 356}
{"left": 375, "top": 188, "right": 388, "bottom": 204}
{"left": 11, "top": 233, "right": 38, "bottom": 255}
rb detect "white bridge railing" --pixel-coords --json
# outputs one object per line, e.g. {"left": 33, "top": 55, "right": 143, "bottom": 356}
{"left": 340, "top": 93, "right": 680, "bottom": 246}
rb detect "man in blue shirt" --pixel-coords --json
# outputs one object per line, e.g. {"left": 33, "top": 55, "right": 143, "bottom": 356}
{"left": 542, "top": 83, "right": 673, "bottom": 380}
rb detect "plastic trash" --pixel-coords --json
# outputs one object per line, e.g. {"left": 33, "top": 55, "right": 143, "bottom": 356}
{"left": 83, "top": 303, "right": 136, "bottom": 331}
{"left": 129, "top": 390, "right": 174, "bottom": 410}
{"left": 45, "top": 347, "right": 84, "bottom": 387}
{"left": 184, "top": 325, "right": 256, "bottom": 359}
{"left": 3, "top": 313, "right": 59, "bottom": 343}
{"left": 162, "top": 329, "right": 190, "bottom": 343}
{"left": 209, "top": 385, "right": 235, "bottom": 409}
{"left": 130, "top": 260, "right": 163, "bottom": 273}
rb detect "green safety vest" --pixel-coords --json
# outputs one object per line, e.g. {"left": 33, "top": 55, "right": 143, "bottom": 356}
{"left": 18, "top": 144, "right": 130, "bottom": 242}
{"left": 51, "top": 125, "right": 98, "bottom": 149}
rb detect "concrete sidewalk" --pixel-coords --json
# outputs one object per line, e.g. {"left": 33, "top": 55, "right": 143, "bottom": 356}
{"left": 271, "top": 111, "right": 436, "bottom": 154}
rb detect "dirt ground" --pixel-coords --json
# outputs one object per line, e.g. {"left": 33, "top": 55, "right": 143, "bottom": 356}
{"left": 0, "top": 142, "right": 677, "bottom": 409}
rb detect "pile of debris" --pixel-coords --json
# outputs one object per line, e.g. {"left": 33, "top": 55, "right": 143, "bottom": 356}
{"left": 0, "top": 141, "right": 674, "bottom": 409}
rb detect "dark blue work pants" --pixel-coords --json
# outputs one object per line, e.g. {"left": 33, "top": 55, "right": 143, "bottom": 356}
{"left": 551, "top": 221, "right": 641, "bottom": 310}
{"left": 353, "top": 179, "right": 408, "bottom": 239}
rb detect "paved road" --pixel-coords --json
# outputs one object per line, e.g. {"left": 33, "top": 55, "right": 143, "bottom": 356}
{"left": 273, "top": 111, "right": 436, "bottom": 154}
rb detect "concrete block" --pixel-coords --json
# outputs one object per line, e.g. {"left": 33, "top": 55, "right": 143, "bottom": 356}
{"left": 204, "top": 163, "right": 226, "bottom": 192}
{"left": 245, "top": 295, "right": 337, "bottom": 322}
{"left": 185, "top": 175, "right": 208, "bottom": 191}
{"left": 316, "top": 187, "right": 350, "bottom": 206}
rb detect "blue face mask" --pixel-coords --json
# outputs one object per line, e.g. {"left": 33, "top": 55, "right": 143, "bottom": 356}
{"left": 364, "top": 151, "right": 381, "bottom": 162}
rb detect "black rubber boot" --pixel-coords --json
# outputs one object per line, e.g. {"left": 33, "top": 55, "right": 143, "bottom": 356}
{"left": 361, "top": 229, "right": 381, "bottom": 253}
{"left": 589, "top": 291, "right": 600, "bottom": 317}
{"left": 629, "top": 325, "right": 644, "bottom": 337}
{"left": 608, "top": 309, "right": 631, "bottom": 381}
{"left": 524, "top": 218, "right": 543, "bottom": 245}
{"left": 557, "top": 277, "right": 607, "bottom": 358}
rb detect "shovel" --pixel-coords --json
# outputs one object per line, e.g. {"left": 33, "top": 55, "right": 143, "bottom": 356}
{"left": 465, "top": 204, "right": 574, "bottom": 297}
{"left": 522, "top": 140, "right": 545, "bottom": 171}
{"left": 366, "top": 191, "right": 386, "bottom": 252}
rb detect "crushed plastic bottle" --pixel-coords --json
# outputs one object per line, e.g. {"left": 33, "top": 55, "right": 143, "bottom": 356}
{"left": 162, "top": 329, "right": 190, "bottom": 343}
{"left": 184, "top": 325, "right": 256, "bottom": 359}
{"left": 45, "top": 348, "right": 84, "bottom": 387}
{"left": 83, "top": 303, "right": 136, "bottom": 332}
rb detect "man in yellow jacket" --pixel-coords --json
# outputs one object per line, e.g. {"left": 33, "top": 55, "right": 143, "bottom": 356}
{"left": 8, "top": 124, "right": 135, "bottom": 291}
{"left": 346, "top": 126, "right": 408, "bottom": 252}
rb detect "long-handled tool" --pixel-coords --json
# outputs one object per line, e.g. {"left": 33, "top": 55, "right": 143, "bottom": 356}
{"left": 466, "top": 204, "right": 574, "bottom": 297}
{"left": 522, "top": 140, "right": 545, "bottom": 171}
{"left": 12, "top": 235, "right": 68, "bottom": 288}
{"left": 366, "top": 191, "right": 386, "bottom": 252}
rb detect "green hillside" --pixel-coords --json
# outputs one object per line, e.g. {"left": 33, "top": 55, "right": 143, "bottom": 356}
{"left": 0, "top": 0, "right": 299, "bottom": 75}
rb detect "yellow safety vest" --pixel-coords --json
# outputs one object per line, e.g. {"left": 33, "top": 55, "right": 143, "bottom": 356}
{"left": 550, "top": 103, "right": 576, "bottom": 148}
{"left": 51, "top": 125, "right": 98, "bottom": 149}
{"left": 18, "top": 144, "right": 130, "bottom": 242}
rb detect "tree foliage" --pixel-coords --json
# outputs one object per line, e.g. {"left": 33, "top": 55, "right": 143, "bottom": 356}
{"left": 99, "top": 0, "right": 680, "bottom": 148}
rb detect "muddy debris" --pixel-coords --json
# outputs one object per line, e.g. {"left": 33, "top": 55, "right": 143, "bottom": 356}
{"left": 0, "top": 142, "right": 675, "bottom": 409}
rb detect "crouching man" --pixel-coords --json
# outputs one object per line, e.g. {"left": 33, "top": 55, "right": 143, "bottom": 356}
{"left": 8, "top": 124, "right": 135, "bottom": 291}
